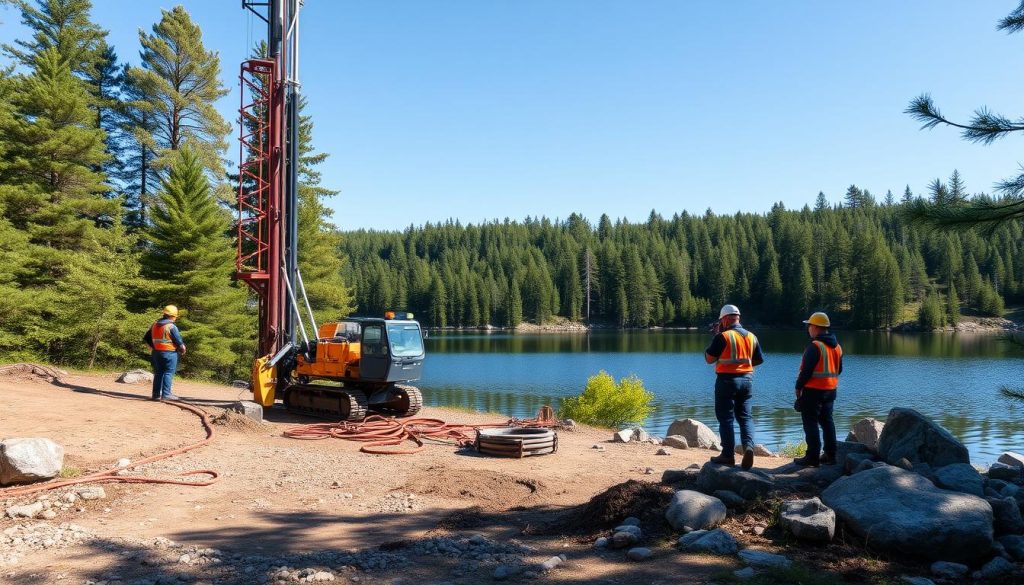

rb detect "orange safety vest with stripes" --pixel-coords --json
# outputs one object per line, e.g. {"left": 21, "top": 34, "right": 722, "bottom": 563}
{"left": 803, "top": 340, "right": 842, "bottom": 390}
{"left": 715, "top": 329, "right": 758, "bottom": 374}
{"left": 151, "top": 322, "right": 177, "bottom": 352}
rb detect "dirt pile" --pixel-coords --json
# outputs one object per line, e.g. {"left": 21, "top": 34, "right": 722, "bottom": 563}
{"left": 403, "top": 467, "right": 546, "bottom": 510}
{"left": 552, "top": 479, "right": 675, "bottom": 538}
{"left": 210, "top": 410, "right": 267, "bottom": 434}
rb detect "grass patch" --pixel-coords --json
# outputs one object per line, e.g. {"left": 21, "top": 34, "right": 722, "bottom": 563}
{"left": 59, "top": 466, "right": 83, "bottom": 478}
{"left": 775, "top": 441, "right": 807, "bottom": 458}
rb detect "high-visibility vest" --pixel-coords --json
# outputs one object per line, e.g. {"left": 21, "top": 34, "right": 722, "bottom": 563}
{"left": 151, "top": 322, "right": 176, "bottom": 352}
{"left": 715, "top": 329, "right": 757, "bottom": 374}
{"left": 803, "top": 340, "right": 842, "bottom": 390}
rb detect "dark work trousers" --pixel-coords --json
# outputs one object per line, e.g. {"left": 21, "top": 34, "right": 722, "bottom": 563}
{"left": 714, "top": 374, "right": 754, "bottom": 455}
{"left": 799, "top": 388, "right": 837, "bottom": 462}
{"left": 151, "top": 350, "right": 179, "bottom": 399}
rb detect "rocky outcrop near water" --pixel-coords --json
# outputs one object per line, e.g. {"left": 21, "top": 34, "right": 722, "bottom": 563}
{"left": 665, "top": 419, "right": 720, "bottom": 451}
{"left": 876, "top": 408, "right": 969, "bottom": 468}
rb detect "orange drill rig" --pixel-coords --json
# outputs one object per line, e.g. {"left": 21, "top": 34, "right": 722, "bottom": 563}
{"left": 234, "top": 1, "right": 424, "bottom": 420}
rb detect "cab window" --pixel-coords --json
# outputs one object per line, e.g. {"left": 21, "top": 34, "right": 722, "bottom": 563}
{"left": 363, "top": 325, "right": 385, "bottom": 355}
{"left": 387, "top": 324, "right": 423, "bottom": 357}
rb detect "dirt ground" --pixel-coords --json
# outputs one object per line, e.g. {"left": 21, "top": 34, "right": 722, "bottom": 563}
{"left": 0, "top": 370, "right": 988, "bottom": 585}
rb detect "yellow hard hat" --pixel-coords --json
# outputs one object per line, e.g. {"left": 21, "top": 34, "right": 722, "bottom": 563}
{"left": 803, "top": 312, "right": 830, "bottom": 327}
{"left": 163, "top": 305, "right": 179, "bottom": 318}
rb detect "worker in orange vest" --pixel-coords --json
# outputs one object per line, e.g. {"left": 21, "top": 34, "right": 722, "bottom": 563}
{"left": 793, "top": 311, "right": 843, "bottom": 467}
{"left": 143, "top": 305, "right": 187, "bottom": 401}
{"left": 704, "top": 304, "right": 764, "bottom": 469}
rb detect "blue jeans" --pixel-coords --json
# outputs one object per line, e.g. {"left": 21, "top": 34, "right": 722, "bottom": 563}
{"left": 151, "top": 351, "right": 178, "bottom": 399}
{"left": 715, "top": 375, "right": 754, "bottom": 455}
{"left": 799, "top": 389, "right": 837, "bottom": 462}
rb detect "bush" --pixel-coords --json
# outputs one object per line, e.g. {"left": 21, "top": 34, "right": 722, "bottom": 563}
{"left": 558, "top": 370, "right": 654, "bottom": 428}
{"left": 776, "top": 441, "right": 807, "bottom": 458}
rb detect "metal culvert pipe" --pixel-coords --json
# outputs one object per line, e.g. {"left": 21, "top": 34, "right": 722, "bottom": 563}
{"left": 475, "top": 427, "right": 558, "bottom": 458}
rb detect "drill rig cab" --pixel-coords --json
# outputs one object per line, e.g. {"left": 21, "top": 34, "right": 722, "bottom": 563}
{"left": 285, "top": 314, "right": 425, "bottom": 420}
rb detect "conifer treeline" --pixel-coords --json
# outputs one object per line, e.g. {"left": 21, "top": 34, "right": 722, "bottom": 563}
{"left": 0, "top": 1, "right": 351, "bottom": 378}
{"left": 342, "top": 182, "right": 1020, "bottom": 330}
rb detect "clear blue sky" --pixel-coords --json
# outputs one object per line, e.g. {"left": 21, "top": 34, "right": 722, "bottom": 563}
{"left": 3, "top": 1, "right": 1024, "bottom": 231}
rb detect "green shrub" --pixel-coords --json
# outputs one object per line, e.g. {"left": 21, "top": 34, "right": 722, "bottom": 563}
{"left": 558, "top": 370, "right": 654, "bottom": 428}
{"left": 776, "top": 441, "right": 807, "bottom": 458}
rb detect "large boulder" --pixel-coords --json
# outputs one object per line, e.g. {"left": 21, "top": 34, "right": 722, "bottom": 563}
{"left": 779, "top": 497, "right": 836, "bottom": 543}
{"left": 821, "top": 465, "right": 993, "bottom": 562}
{"left": 0, "top": 438, "right": 64, "bottom": 486}
{"left": 876, "top": 408, "right": 969, "bottom": 468}
{"left": 850, "top": 418, "right": 885, "bottom": 453}
{"left": 986, "top": 496, "right": 1024, "bottom": 535}
{"left": 933, "top": 463, "right": 985, "bottom": 497}
{"left": 116, "top": 369, "right": 153, "bottom": 384}
{"left": 665, "top": 490, "right": 727, "bottom": 531}
{"left": 665, "top": 419, "right": 720, "bottom": 451}
{"left": 696, "top": 462, "right": 775, "bottom": 500}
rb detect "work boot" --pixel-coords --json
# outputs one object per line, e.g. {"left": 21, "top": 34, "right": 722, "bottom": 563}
{"left": 792, "top": 456, "right": 820, "bottom": 468}
{"left": 741, "top": 447, "right": 755, "bottom": 470}
{"left": 162, "top": 393, "right": 181, "bottom": 401}
{"left": 710, "top": 453, "right": 735, "bottom": 466}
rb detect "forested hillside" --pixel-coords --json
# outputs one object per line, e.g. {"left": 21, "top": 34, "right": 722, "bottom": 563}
{"left": 342, "top": 182, "right": 1020, "bottom": 330}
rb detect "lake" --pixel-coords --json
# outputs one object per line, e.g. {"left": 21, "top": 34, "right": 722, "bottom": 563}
{"left": 418, "top": 330, "right": 1024, "bottom": 464}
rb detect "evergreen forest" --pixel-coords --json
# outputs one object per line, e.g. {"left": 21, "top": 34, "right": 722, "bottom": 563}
{"left": 0, "top": 1, "right": 1020, "bottom": 382}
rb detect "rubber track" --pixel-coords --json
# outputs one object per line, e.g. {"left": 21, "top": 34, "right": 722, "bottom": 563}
{"left": 285, "top": 384, "right": 368, "bottom": 421}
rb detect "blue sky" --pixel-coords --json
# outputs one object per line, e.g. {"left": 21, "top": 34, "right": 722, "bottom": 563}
{"left": 3, "top": 1, "right": 1024, "bottom": 231}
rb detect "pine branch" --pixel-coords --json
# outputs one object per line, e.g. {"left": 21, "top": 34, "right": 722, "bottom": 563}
{"left": 903, "top": 197, "right": 1024, "bottom": 235}
{"left": 905, "top": 94, "right": 1024, "bottom": 144}
{"left": 998, "top": 1, "right": 1024, "bottom": 33}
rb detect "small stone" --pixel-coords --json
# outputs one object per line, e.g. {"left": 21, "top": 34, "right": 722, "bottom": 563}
{"left": 753, "top": 526, "right": 766, "bottom": 536}
{"left": 980, "top": 556, "right": 1013, "bottom": 579}
{"left": 613, "top": 525, "right": 642, "bottom": 537}
{"left": 656, "top": 448, "right": 670, "bottom": 456}
{"left": 76, "top": 487, "right": 106, "bottom": 500}
{"left": 621, "top": 516, "right": 641, "bottom": 526}
{"left": 612, "top": 429, "right": 633, "bottom": 443}
{"left": 312, "top": 572, "right": 334, "bottom": 582}
{"left": 591, "top": 444, "right": 605, "bottom": 451}
{"left": 930, "top": 561, "right": 969, "bottom": 579}
{"left": 737, "top": 550, "right": 792, "bottom": 569}
{"left": 40, "top": 509, "right": 57, "bottom": 520}
{"left": 6, "top": 502, "right": 43, "bottom": 518}
{"left": 611, "top": 531, "right": 639, "bottom": 548}
{"left": 593, "top": 537, "right": 608, "bottom": 548}
{"left": 540, "top": 556, "right": 563, "bottom": 570}
{"left": 663, "top": 436, "right": 689, "bottom": 449}
{"left": 643, "top": 467, "right": 654, "bottom": 475}
{"left": 626, "top": 547, "right": 652, "bottom": 561}
{"left": 178, "top": 554, "right": 190, "bottom": 564}
{"left": 116, "top": 458, "right": 131, "bottom": 468}
{"left": 734, "top": 567, "right": 755, "bottom": 580}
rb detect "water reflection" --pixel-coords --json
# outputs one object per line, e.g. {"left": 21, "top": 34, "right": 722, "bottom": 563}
{"left": 420, "top": 331, "right": 1024, "bottom": 464}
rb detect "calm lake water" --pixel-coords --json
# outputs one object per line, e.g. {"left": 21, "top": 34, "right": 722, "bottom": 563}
{"left": 418, "top": 330, "right": 1024, "bottom": 464}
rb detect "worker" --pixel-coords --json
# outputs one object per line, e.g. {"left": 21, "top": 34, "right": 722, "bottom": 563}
{"left": 704, "top": 304, "right": 764, "bottom": 469}
{"left": 793, "top": 311, "right": 843, "bottom": 467}
{"left": 143, "top": 305, "right": 187, "bottom": 401}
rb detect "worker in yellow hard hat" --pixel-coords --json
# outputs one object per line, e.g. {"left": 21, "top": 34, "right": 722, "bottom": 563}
{"left": 793, "top": 311, "right": 843, "bottom": 467}
{"left": 704, "top": 304, "right": 765, "bottom": 470}
{"left": 143, "top": 305, "right": 187, "bottom": 401}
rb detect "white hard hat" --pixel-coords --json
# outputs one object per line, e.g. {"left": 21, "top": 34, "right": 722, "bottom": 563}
{"left": 719, "top": 304, "right": 741, "bottom": 319}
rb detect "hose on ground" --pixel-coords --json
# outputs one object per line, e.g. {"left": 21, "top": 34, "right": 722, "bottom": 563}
{"left": 0, "top": 363, "right": 219, "bottom": 498}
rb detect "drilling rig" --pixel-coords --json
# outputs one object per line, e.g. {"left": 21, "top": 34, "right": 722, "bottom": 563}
{"left": 234, "top": 1, "right": 424, "bottom": 420}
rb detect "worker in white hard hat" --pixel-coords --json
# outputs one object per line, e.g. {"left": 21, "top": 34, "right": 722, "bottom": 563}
{"left": 704, "top": 304, "right": 764, "bottom": 469}
{"left": 793, "top": 311, "right": 843, "bottom": 467}
{"left": 143, "top": 305, "right": 187, "bottom": 401}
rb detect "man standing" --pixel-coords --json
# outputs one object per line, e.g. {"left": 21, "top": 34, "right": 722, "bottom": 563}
{"left": 793, "top": 312, "right": 843, "bottom": 467}
{"left": 704, "top": 304, "right": 764, "bottom": 469}
{"left": 143, "top": 305, "right": 187, "bottom": 401}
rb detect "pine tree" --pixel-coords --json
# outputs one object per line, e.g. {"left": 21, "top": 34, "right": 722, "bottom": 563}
{"left": 946, "top": 283, "right": 960, "bottom": 326}
{"left": 3, "top": 0, "right": 107, "bottom": 81}
{"left": 814, "top": 191, "right": 829, "bottom": 212}
{"left": 142, "top": 147, "right": 250, "bottom": 378}
{"left": 125, "top": 6, "right": 230, "bottom": 193}
{"left": 902, "top": 185, "right": 914, "bottom": 204}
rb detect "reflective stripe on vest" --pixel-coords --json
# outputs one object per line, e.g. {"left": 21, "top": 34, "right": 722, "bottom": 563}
{"left": 804, "top": 340, "right": 842, "bottom": 390}
{"left": 715, "top": 329, "right": 756, "bottom": 374}
{"left": 151, "top": 322, "right": 176, "bottom": 352}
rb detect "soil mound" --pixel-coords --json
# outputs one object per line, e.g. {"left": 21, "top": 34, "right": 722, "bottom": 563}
{"left": 210, "top": 410, "right": 266, "bottom": 434}
{"left": 0, "top": 363, "right": 67, "bottom": 384}
{"left": 403, "top": 466, "right": 546, "bottom": 510}
{"left": 551, "top": 479, "right": 675, "bottom": 537}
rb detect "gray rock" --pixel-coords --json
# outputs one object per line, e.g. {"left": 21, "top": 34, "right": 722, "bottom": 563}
{"left": 737, "top": 549, "right": 791, "bottom": 569}
{"left": 998, "top": 452, "right": 1024, "bottom": 468}
{"left": 621, "top": 516, "right": 641, "bottom": 526}
{"left": 980, "top": 556, "right": 1013, "bottom": 579}
{"left": 988, "top": 462, "right": 1024, "bottom": 483}
{"left": 231, "top": 379, "right": 250, "bottom": 389}
{"left": 677, "top": 530, "right": 708, "bottom": 547}
{"left": 895, "top": 457, "right": 914, "bottom": 471}
{"left": 900, "top": 578, "right": 934, "bottom": 585}
{"left": 493, "top": 564, "right": 521, "bottom": 580}
{"left": 851, "top": 418, "right": 885, "bottom": 452}
{"left": 753, "top": 444, "right": 774, "bottom": 457}
{"left": 1001, "top": 483, "right": 1020, "bottom": 498}
{"left": 779, "top": 497, "right": 835, "bottom": 542}
{"left": 0, "top": 438, "right": 65, "bottom": 486}
{"left": 680, "top": 528, "right": 738, "bottom": 555}
{"left": 821, "top": 465, "right": 993, "bottom": 562}
{"left": 986, "top": 496, "right": 1024, "bottom": 535}
{"left": 877, "top": 408, "right": 969, "bottom": 468}
{"left": 117, "top": 369, "right": 153, "bottom": 384}
{"left": 933, "top": 463, "right": 985, "bottom": 497}
{"left": 696, "top": 461, "right": 775, "bottom": 500}
{"left": 631, "top": 428, "right": 649, "bottom": 443}
{"left": 661, "top": 468, "right": 700, "bottom": 484}
{"left": 665, "top": 490, "right": 727, "bottom": 531}
{"left": 613, "top": 525, "right": 642, "bottom": 538}
{"left": 593, "top": 537, "right": 608, "bottom": 548}
{"left": 912, "top": 463, "right": 936, "bottom": 483}
{"left": 611, "top": 531, "right": 639, "bottom": 549}
{"left": 539, "top": 556, "right": 563, "bottom": 570}
{"left": 6, "top": 502, "right": 43, "bottom": 518}
{"left": 845, "top": 431, "right": 857, "bottom": 442}
{"left": 733, "top": 567, "right": 755, "bottom": 579}
{"left": 665, "top": 419, "right": 721, "bottom": 451}
{"left": 712, "top": 490, "right": 746, "bottom": 508}
{"left": 76, "top": 486, "right": 106, "bottom": 500}
{"left": 930, "top": 561, "right": 968, "bottom": 579}
{"left": 998, "top": 534, "right": 1024, "bottom": 560}
{"left": 845, "top": 453, "right": 875, "bottom": 474}
{"left": 656, "top": 448, "right": 670, "bottom": 456}
{"left": 612, "top": 429, "right": 633, "bottom": 443}
{"left": 227, "top": 401, "right": 263, "bottom": 422}
{"left": 626, "top": 547, "right": 652, "bottom": 561}
{"left": 663, "top": 435, "right": 689, "bottom": 449}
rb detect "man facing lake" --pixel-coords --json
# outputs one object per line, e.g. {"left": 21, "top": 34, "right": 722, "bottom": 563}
{"left": 793, "top": 311, "right": 843, "bottom": 467}
{"left": 704, "top": 304, "right": 764, "bottom": 470}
